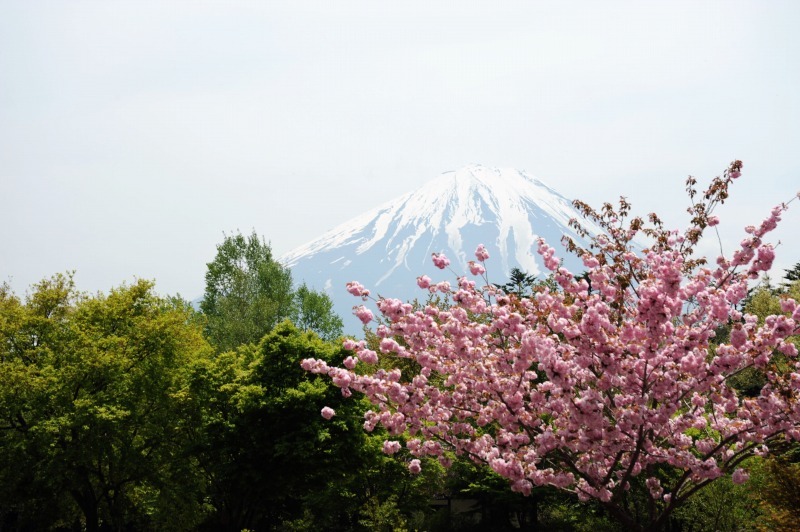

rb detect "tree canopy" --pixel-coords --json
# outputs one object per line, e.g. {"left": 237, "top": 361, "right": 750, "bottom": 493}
{"left": 200, "top": 231, "right": 295, "bottom": 351}
{"left": 0, "top": 275, "right": 212, "bottom": 531}
{"left": 304, "top": 161, "right": 800, "bottom": 530}
{"left": 200, "top": 230, "right": 342, "bottom": 351}
{"left": 0, "top": 276, "right": 424, "bottom": 531}
{"left": 3, "top": 171, "right": 800, "bottom": 531}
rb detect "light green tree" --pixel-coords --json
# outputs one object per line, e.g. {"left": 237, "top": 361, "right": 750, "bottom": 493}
{"left": 0, "top": 275, "right": 212, "bottom": 531}
{"left": 200, "top": 231, "right": 294, "bottom": 351}
{"left": 291, "top": 282, "right": 343, "bottom": 341}
{"left": 200, "top": 231, "right": 342, "bottom": 350}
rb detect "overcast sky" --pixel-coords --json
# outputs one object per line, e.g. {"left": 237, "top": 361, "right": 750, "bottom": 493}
{"left": 1, "top": 1, "right": 799, "bottom": 299}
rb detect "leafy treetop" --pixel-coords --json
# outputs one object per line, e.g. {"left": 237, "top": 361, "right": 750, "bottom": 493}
{"left": 304, "top": 161, "right": 800, "bottom": 531}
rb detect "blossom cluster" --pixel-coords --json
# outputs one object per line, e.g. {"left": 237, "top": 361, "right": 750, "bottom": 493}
{"left": 302, "top": 163, "right": 799, "bottom": 525}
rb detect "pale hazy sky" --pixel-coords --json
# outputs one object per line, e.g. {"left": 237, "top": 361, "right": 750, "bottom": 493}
{"left": 2, "top": 1, "right": 799, "bottom": 299}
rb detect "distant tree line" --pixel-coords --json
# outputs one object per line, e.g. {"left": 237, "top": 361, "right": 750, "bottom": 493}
{"left": 1, "top": 231, "right": 799, "bottom": 530}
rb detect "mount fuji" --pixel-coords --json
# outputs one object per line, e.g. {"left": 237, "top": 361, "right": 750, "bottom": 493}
{"left": 280, "top": 164, "right": 602, "bottom": 335}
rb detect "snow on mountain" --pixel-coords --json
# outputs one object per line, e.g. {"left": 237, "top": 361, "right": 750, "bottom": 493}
{"left": 281, "top": 164, "right": 603, "bottom": 335}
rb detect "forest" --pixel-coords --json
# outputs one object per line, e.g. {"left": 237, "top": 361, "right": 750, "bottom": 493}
{"left": 2, "top": 228, "right": 800, "bottom": 532}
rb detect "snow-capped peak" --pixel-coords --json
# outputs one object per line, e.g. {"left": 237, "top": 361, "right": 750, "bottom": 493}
{"left": 281, "top": 165, "right": 599, "bottom": 335}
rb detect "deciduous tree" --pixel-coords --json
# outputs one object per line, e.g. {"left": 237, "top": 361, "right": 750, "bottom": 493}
{"left": 305, "top": 162, "right": 800, "bottom": 530}
{"left": 292, "top": 282, "right": 344, "bottom": 341}
{"left": 201, "top": 231, "right": 294, "bottom": 351}
{"left": 193, "top": 322, "right": 430, "bottom": 531}
{"left": 0, "top": 275, "right": 212, "bottom": 531}
{"left": 200, "top": 231, "right": 343, "bottom": 349}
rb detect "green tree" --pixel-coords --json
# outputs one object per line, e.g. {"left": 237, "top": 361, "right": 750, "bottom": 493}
{"left": 193, "top": 322, "right": 431, "bottom": 531}
{"left": 671, "top": 467, "right": 762, "bottom": 531}
{"left": 200, "top": 231, "right": 343, "bottom": 350}
{"left": 0, "top": 275, "right": 212, "bottom": 531}
{"left": 493, "top": 268, "right": 539, "bottom": 297}
{"left": 728, "top": 278, "right": 800, "bottom": 397}
{"left": 756, "top": 456, "right": 800, "bottom": 531}
{"left": 200, "top": 231, "right": 294, "bottom": 351}
{"left": 780, "top": 261, "right": 800, "bottom": 292}
{"left": 291, "top": 282, "right": 343, "bottom": 341}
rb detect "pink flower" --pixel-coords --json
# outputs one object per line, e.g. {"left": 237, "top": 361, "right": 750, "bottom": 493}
{"left": 732, "top": 468, "right": 749, "bottom": 485}
{"left": 754, "top": 245, "right": 775, "bottom": 271}
{"left": 354, "top": 305, "right": 374, "bottom": 325}
{"left": 346, "top": 281, "right": 370, "bottom": 298}
{"left": 582, "top": 255, "right": 600, "bottom": 269}
{"left": 432, "top": 253, "right": 450, "bottom": 269}
{"left": 299, "top": 163, "right": 799, "bottom": 522}
{"left": 358, "top": 349, "right": 379, "bottom": 364}
{"left": 321, "top": 407, "right": 335, "bottom": 420}
{"left": 435, "top": 281, "right": 451, "bottom": 293}
{"left": 383, "top": 440, "right": 402, "bottom": 455}
{"left": 730, "top": 327, "right": 747, "bottom": 348}
{"left": 780, "top": 298, "right": 797, "bottom": 314}
{"left": 475, "top": 244, "right": 490, "bottom": 262}
{"left": 342, "top": 339, "right": 358, "bottom": 350}
{"left": 468, "top": 261, "right": 486, "bottom": 276}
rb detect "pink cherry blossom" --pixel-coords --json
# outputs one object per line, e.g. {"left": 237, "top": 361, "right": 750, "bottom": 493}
{"left": 383, "top": 440, "right": 402, "bottom": 455}
{"left": 354, "top": 305, "right": 374, "bottom": 325}
{"left": 305, "top": 161, "right": 800, "bottom": 531}
{"left": 432, "top": 253, "right": 450, "bottom": 269}
{"left": 732, "top": 468, "right": 750, "bottom": 485}
{"left": 468, "top": 261, "right": 486, "bottom": 276}
{"left": 320, "top": 407, "right": 335, "bottom": 420}
{"left": 346, "top": 281, "right": 370, "bottom": 299}
{"left": 475, "top": 244, "right": 490, "bottom": 262}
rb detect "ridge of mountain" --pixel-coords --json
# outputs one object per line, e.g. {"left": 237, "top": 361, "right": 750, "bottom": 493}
{"left": 281, "top": 164, "right": 602, "bottom": 335}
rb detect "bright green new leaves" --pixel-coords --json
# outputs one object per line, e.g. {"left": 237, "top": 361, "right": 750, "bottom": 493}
{"left": 201, "top": 231, "right": 295, "bottom": 351}
{"left": 292, "top": 282, "right": 344, "bottom": 342}
{"left": 0, "top": 275, "right": 212, "bottom": 531}
{"left": 200, "top": 231, "right": 342, "bottom": 351}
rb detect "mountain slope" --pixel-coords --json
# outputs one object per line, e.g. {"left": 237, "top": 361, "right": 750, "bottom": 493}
{"left": 281, "top": 164, "right": 601, "bottom": 335}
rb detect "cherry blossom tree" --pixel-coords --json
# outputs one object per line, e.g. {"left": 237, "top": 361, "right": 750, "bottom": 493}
{"left": 302, "top": 161, "right": 800, "bottom": 530}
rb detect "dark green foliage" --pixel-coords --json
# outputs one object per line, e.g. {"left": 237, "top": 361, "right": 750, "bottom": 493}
{"left": 493, "top": 267, "right": 539, "bottom": 297}
{"left": 0, "top": 275, "right": 417, "bottom": 531}
{"left": 780, "top": 261, "right": 800, "bottom": 291}
{"left": 673, "top": 465, "right": 762, "bottom": 532}
{"left": 757, "top": 454, "right": 800, "bottom": 530}
{"left": 443, "top": 459, "right": 544, "bottom": 531}
{"left": 192, "top": 322, "right": 430, "bottom": 531}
